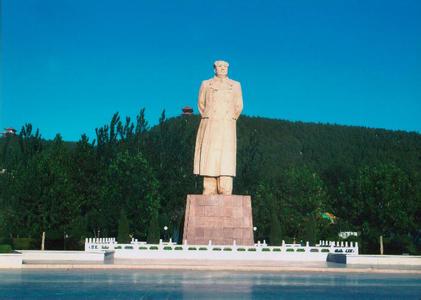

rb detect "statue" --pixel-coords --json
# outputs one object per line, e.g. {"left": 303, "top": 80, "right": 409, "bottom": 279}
{"left": 193, "top": 60, "right": 243, "bottom": 195}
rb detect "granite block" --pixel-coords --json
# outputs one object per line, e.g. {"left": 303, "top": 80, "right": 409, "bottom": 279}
{"left": 183, "top": 194, "right": 254, "bottom": 245}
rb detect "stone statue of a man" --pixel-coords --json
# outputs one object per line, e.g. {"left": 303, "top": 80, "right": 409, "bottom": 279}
{"left": 193, "top": 60, "right": 243, "bottom": 195}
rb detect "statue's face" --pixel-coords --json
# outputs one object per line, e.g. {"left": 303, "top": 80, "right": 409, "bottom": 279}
{"left": 214, "top": 64, "right": 229, "bottom": 77}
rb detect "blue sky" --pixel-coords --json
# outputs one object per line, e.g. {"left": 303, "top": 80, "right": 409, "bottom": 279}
{"left": 1, "top": 0, "right": 420, "bottom": 141}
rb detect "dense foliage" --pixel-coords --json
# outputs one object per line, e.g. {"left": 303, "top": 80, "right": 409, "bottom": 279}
{"left": 0, "top": 110, "right": 420, "bottom": 254}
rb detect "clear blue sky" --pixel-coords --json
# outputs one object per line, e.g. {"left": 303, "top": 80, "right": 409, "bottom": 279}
{"left": 1, "top": 0, "right": 420, "bottom": 141}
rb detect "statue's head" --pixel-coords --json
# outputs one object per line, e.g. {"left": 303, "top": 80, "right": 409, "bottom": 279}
{"left": 214, "top": 60, "right": 229, "bottom": 77}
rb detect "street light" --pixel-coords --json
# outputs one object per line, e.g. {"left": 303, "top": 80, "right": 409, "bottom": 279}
{"left": 164, "top": 226, "right": 168, "bottom": 242}
{"left": 64, "top": 232, "right": 69, "bottom": 250}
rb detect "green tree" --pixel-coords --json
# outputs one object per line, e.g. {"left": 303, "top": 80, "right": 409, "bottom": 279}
{"left": 339, "top": 164, "right": 417, "bottom": 254}
{"left": 146, "top": 111, "right": 199, "bottom": 242}
{"left": 117, "top": 209, "right": 130, "bottom": 243}
{"left": 101, "top": 151, "right": 160, "bottom": 240}
{"left": 147, "top": 211, "right": 160, "bottom": 244}
{"left": 69, "top": 134, "right": 102, "bottom": 239}
{"left": 252, "top": 182, "right": 272, "bottom": 243}
{"left": 270, "top": 200, "right": 283, "bottom": 245}
{"left": 277, "top": 167, "right": 330, "bottom": 243}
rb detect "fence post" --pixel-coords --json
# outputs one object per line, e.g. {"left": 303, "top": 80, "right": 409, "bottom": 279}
{"left": 380, "top": 235, "right": 384, "bottom": 255}
{"left": 40, "top": 231, "right": 45, "bottom": 251}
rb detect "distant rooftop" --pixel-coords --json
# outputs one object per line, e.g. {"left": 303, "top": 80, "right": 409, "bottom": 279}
{"left": 1, "top": 128, "right": 17, "bottom": 137}
{"left": 182, "top": 106, "right": 193, "bottom": 115}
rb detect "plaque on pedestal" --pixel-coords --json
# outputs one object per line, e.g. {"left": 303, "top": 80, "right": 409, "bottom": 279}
{"left": 182, "top": 194, "right": 254, "bottom": 246}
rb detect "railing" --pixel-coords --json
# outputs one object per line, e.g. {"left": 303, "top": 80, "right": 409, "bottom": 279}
{"left": 85, "top": 238, "right": 358, "bottom": 255}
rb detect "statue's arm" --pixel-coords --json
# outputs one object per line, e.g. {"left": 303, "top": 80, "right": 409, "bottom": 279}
{"left": 233, "top": 83, "right": 243, "bottom": 120}
{"left": 198, "top": 81, "right": 206, "bottom": 116}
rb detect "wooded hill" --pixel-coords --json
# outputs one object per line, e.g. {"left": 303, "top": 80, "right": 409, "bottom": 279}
{"left": 1, "top": 111, "right": 420, "bottom": 254}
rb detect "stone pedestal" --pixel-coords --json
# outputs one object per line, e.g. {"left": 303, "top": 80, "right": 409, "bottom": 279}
{"left": 183, "top": 194, "right": 254, "bottom": 245}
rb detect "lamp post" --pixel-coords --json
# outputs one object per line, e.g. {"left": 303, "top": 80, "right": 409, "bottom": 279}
{"left": 164, "top": 226, "right": 168, "bottom": 242}
{"left": 64, "top": 232, "right": 69, "bottom": 250}
{"left": 253, "top": 226, "right": 257, "bottom": 243}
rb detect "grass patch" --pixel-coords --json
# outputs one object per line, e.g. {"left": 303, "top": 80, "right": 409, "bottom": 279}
{"left": 163, "top": 246, "right": 172, "bottom": 250}
{"left": 149, "top": 246, "right": 158, "bottom": 250}
{"left": 199, "top": 247, "right": 208, "bottom": 251}
{"left": 188, "top": 247, "right": 197, "bottom": 251}
{"left": 272, "top": 248, "right": 281, "bottom": 252}
{"left": 286, "top": 248, "right": 294, "bottom": 252}
{"left": 124, "top": 246, "right": 133, "bottom": 249}
{"left": 297, "top": 248, "right": 305, "bottom": 252}
{"left": 223, "top": 248, "right": 232, "bottom": 251}
{"left": 174, "top": 246, "right": 183, "bottom": 250}
{"left": 247, "top": 248, "right": 256, "bottom": 252}
{"left": 212, "top": 248, "right": 222, "bottom": 251}
{"left": 262, "top": 248, "right": 270, "bottom": 252}
{"left": 237, "top": 248, "right": 246, "bottom": 251}
{"left": 139, "top": 246, "right": 148, "bottom": 250}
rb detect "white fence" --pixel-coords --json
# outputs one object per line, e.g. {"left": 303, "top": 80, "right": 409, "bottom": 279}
{"left": 85, "top": 238, "right": 358, "bottom": 261}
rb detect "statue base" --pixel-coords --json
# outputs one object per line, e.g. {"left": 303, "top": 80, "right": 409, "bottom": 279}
{"left": 183, "top": 194, "right": 254, "bottom": 245}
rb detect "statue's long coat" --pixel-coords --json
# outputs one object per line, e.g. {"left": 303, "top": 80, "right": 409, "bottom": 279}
{"left": 193, "top": 77, "right": 243, "bottom": 177}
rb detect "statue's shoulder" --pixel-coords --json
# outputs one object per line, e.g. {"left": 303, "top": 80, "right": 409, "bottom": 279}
{"left": 201, "top": 79, "right": 213, "bottom": 87}
{"left": 228, "top": 78, "right": 241, "bottom": 86}
{"left": 227, "top": 79, "right": 241, "bottom": 90}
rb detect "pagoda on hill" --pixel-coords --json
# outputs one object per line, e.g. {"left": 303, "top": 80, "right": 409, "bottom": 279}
{"left": 1, "top": 128, "right": 17, "bottom": 137}
{"left": 182, "top": 106, "right": 193, "bottom": 115}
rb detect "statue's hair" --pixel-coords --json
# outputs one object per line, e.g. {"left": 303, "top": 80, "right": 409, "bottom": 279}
{"left": 213, "top": 60, "right": 229, "bottom": 67}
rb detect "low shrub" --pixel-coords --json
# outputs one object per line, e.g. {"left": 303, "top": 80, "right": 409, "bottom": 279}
{"left": 310, "top": 248, "right": 319, "bottom": 252}
{"left": 286, "top": 248, "right": 294, "bottom": 252}
{"left": 237, "top": 248, "right": 246, "bottom": 251}
{"left": 0, "top": 244, "right": 12, "bottom": 253}
{"left": 247, "top": 248, "right": 256, "bottom": 252}
{"left": 124, "top": 246, "right": 133, "bottom": 249}
{"left": 115, "top": 246, "right": 122, "bottom": 249}
{"left": 174, "top": 246, "right": 183, "bottom": 250}
{"left": 0, "top": 237, "right": 12, "bottom": 245}
{"left": 188, "top": 247, "right": 197, "bottom": 251}
{"left": 149, "top": 246, "right": 158, "bottom": 250}
{"left": 223, "top": 248, "right": 232, "bottom": 251}
{"left": 321, "top": 249, "right": 330, "bottom": 253}
{"left": 212, "top": 248, "right": 222, "bottom": 251}
{"left": 297, "top": 248, "right": 305, "bottom": 252}
{"left": 12, "top": 238, "right": 35, "bottom": 250}
{"left": 199, "top": 247, "right": 207, "bottom": 251}
{"left": 262, "top": 248, "right": 270, "bottom": 252}
{"left": 163, "top": 246, "right": 172, "bottom": 250}
{"left": 139, "top": 246, "right": 148, "bottom": 250}
{"left": 272, "top": 248, "right": 281, "bottom": 252}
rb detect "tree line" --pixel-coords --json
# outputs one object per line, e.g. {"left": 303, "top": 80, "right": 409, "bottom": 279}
{"left": 0, "top": 109, "right": 420, "bottom": 254}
